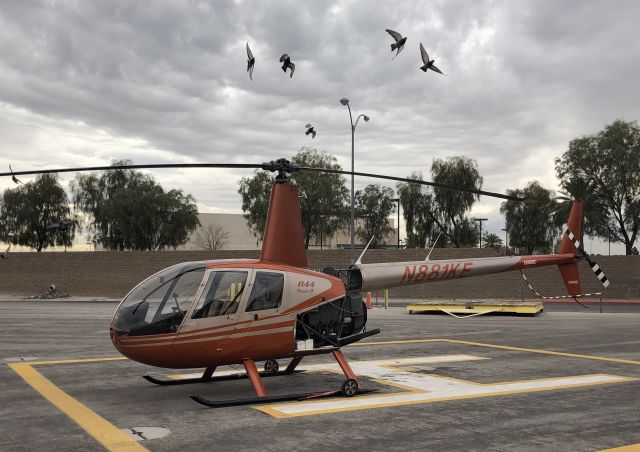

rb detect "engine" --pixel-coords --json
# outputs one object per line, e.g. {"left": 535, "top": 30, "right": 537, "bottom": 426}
{"left": 296, "top": 293, "right": 367, "bottom": 347}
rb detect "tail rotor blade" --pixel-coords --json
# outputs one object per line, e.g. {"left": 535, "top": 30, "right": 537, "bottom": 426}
{"left": 562, "top": 224, "right": 611, "bottom": 289}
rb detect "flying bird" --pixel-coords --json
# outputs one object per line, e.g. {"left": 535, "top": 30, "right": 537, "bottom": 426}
{"left": 386, "top": 29, "right": 407, "bottom": 59}
{"left": 305, "top": 124, "right": 316, "bottom": 139}
{"left": 279, "top": 54, "right": 295, "bottom": 78}
{"left": 9, "top": 165, "right": 22, "bottom": 184}
{"left": 1, "top": 245, "right": 9, "bottom": 260}
{"left": 246, "top": 42, "right": 255, "bottom": 80}
{"left": 420, "top": 43, "right": 446, "bottom": 75}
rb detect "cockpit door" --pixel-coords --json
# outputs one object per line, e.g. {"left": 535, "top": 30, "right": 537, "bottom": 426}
{"left": 236, "top": 270, "right": 286, "bottom": 323}
{"left": 179, "top": 269, "right": 251, "bottom": 336}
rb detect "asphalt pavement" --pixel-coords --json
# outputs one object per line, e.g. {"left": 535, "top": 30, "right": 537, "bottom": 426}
{"left": 1, "top": 300, "right": 639, "bottom": 451}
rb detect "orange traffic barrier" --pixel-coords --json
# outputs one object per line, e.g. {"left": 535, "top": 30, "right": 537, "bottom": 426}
{"left": 365, "top": 292, "right": 372, "bottom": 309}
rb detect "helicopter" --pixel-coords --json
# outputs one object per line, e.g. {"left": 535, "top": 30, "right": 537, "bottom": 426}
{"left": 1, "top": 158, "right": 609, "bottom": 407}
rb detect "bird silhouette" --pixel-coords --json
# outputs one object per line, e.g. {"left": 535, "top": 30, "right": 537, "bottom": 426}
{"left": 246, "top": 42, "right": 255, "bottom": 80}
{"left": 386, "top": 29, "right": 407, "bottom": 59}
{"left": 1, "top": 245, "right": 9, "bottom": 259}
{"left": 419, "top": 43, "right": 446, "bottom": 75}
{"left": 279, "top": 54, "right": 295, "bottom": 78}
{"left": 305, "top": 124, "right": 316, "bottom": 139}
{"left": 9, "top": 165, "right": 22, "bottom": 184}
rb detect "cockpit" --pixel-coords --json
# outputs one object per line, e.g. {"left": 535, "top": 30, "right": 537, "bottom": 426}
{"left": 111, "top": 262, "right": 206, "bottom": 336}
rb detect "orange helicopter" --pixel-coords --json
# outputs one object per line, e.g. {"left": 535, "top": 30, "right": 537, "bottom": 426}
{"left": 1, "top": 159, "right": 609, "bottom": 407}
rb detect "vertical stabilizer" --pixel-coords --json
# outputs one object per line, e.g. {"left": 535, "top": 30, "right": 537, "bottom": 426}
{"left": 260, "top": 184, "right": 308, "bottom": 268}
{"left": 557, "top": 201, "right": 583, "bottom": 296}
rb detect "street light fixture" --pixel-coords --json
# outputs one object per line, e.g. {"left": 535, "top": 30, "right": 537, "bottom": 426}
{"left": 340, "top": 97, "right": 370, "bottom": 264}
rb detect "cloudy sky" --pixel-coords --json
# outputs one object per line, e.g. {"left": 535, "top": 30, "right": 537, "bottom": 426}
{"left": 1, "top": 0, "right": 638, "bottom": 253}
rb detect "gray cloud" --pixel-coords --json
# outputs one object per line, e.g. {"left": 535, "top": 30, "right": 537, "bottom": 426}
{"left": 0, "top": 0, "right": 638, "bottom": 251}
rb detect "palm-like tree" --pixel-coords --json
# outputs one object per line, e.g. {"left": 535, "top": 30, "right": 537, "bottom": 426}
{"left": 482, "top": 232, "right": 503, "bottom": 250}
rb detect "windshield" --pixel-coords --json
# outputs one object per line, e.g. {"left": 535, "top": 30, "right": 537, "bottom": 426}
{"left": 112, "top": 263, "right": 205, "bottom": 336}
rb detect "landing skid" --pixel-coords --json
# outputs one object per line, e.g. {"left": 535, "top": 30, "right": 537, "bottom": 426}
{"left": 191, "top": 388, "right": 376, "bottom": 408}
{"left": 143, "top": 369, "right": 305, "bottom": 386}
{"left": 192, "top": 349, "right": 369, "bottom": 408}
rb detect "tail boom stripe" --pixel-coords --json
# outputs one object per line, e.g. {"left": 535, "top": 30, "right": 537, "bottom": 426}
{"left": 520, "top": 271, "right": 602, "bottom": 300}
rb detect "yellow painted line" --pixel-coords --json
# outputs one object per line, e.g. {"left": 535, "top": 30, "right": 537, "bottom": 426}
{"left": 27, "top": 356, "right": 128, "bottom": 366}
{"left": 352, "top": 339, "right": 441, "bottom": 346}
{"left": 600, "top": 444, "right": 640, "bottom": 451}
{"left": 354, "top": 338, "right": 640, "bottom": 366}
{"left": 9, "top": 362, "right": 147, "bottom": 452}
{"left": 440, "top": 339, "right": 640, "bottom": 366}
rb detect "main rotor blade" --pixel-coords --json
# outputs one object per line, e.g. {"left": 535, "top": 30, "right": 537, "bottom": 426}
{"left": 0, "top": 163, "right": 264, "bottom": 177}
{"left": 0, "top": 160, "right": 536, "bottom": 203}
{"left": 298, "top": 166, "right": 534, "bottom": 203}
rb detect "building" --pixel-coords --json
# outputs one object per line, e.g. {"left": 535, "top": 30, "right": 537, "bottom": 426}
{"left": 179, "top": 213, "right": 399, "bottom": 251}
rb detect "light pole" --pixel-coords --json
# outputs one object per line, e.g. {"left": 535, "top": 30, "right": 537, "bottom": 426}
{"left": 393, "top": 198, "right": 400, "bottom": 249}
{"left": 501, "top": 227, "right": 508, "bottom": 256}
{"left": 472, "top": 218, "right": 488, "bottom": 248}
{"left": 340, "top": 97, "right": 369, "bottom": 264}
{"left": 319, "top": 215, "right": 325, "bottom": 250}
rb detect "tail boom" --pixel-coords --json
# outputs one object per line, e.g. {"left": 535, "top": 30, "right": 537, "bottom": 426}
{"left": 352, "top": 254, "right": 575, "bottom": 292}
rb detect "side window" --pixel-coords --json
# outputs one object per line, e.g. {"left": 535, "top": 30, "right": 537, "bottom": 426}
{"left": 191, "top": 271, "right": 247, "bottom": 319}
{"left": 246, "top": 272, "right": 284, "bottom": 312}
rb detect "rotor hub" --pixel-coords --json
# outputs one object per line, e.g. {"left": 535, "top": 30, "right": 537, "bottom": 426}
{"left": 261, "top": 158, "right": 300, "bottom": 183}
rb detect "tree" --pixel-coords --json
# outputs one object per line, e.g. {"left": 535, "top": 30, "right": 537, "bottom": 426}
{"left": 555, "top": 119, "right": 640, "bottom": 255}
{"left": 71, "top": 161, "right": 200, "bottom": 250}
{"left": 238, "top": 171, "right": 273, "bottom": 241}
{"left": 396, "top": 172, "right": 434, "bottom": 248}
{"left": 500, "top": 181, "right": 557, "bottom": 255}
{"left": 355, "top": 184, "right": 396, "bottom": 248}
{"left": 482, "top": 232, "right": 503, "bottom": 250}
{"left": 431, "top": 156, "right": 483, "bottom": 247}
{"left": 292, "top": 148, "right": 349, "bottom": 248}
{"left": 194, "top": 223, "right": 229, "bottom": 250}
{"left": 238, "top": 148, "right": 349, "bottom": 248}
{"left": 0, "top": 174, "right": 77, "bottom": 252}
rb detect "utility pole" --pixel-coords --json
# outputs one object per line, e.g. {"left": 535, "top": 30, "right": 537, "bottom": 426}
{"left": 473, "top": 218, "right": 488, "bottom": 248}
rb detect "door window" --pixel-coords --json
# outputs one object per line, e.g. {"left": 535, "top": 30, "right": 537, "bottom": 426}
{"left": 191, "top": 271, "right": 248, "bottom": 318}
{"left": 245, "top": 272, "right": 284, "bottom": 312}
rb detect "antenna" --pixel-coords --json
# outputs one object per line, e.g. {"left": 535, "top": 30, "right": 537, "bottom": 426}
{"left": 355, "top": 236, "right": 375, "bottom": 265}
{"left": 425, "top": 231, "right": 443, "bottom": 261}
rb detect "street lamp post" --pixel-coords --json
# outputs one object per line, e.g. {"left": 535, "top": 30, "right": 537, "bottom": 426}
{"left": 340, "top": 97, "right": 369, "bottom": 264}
{"left": 473, "top": 218, "right": 488, "bottom": 248}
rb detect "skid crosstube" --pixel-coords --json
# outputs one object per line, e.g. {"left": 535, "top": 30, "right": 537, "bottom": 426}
{"left": 143, "top": 369, "right": 304, "bottom": 386}
{"left": 191, "top": 388, "right": 377, "bottom": 408}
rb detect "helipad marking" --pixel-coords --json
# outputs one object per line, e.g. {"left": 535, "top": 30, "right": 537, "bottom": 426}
{"left": 168, "top": 354, "right": 488, "bottom": 380}
{"left": 257, "top": 356, "right": 636, "bottom": 418}
{"left": 8, "top": 339, "right": 640, "bottom": 443}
